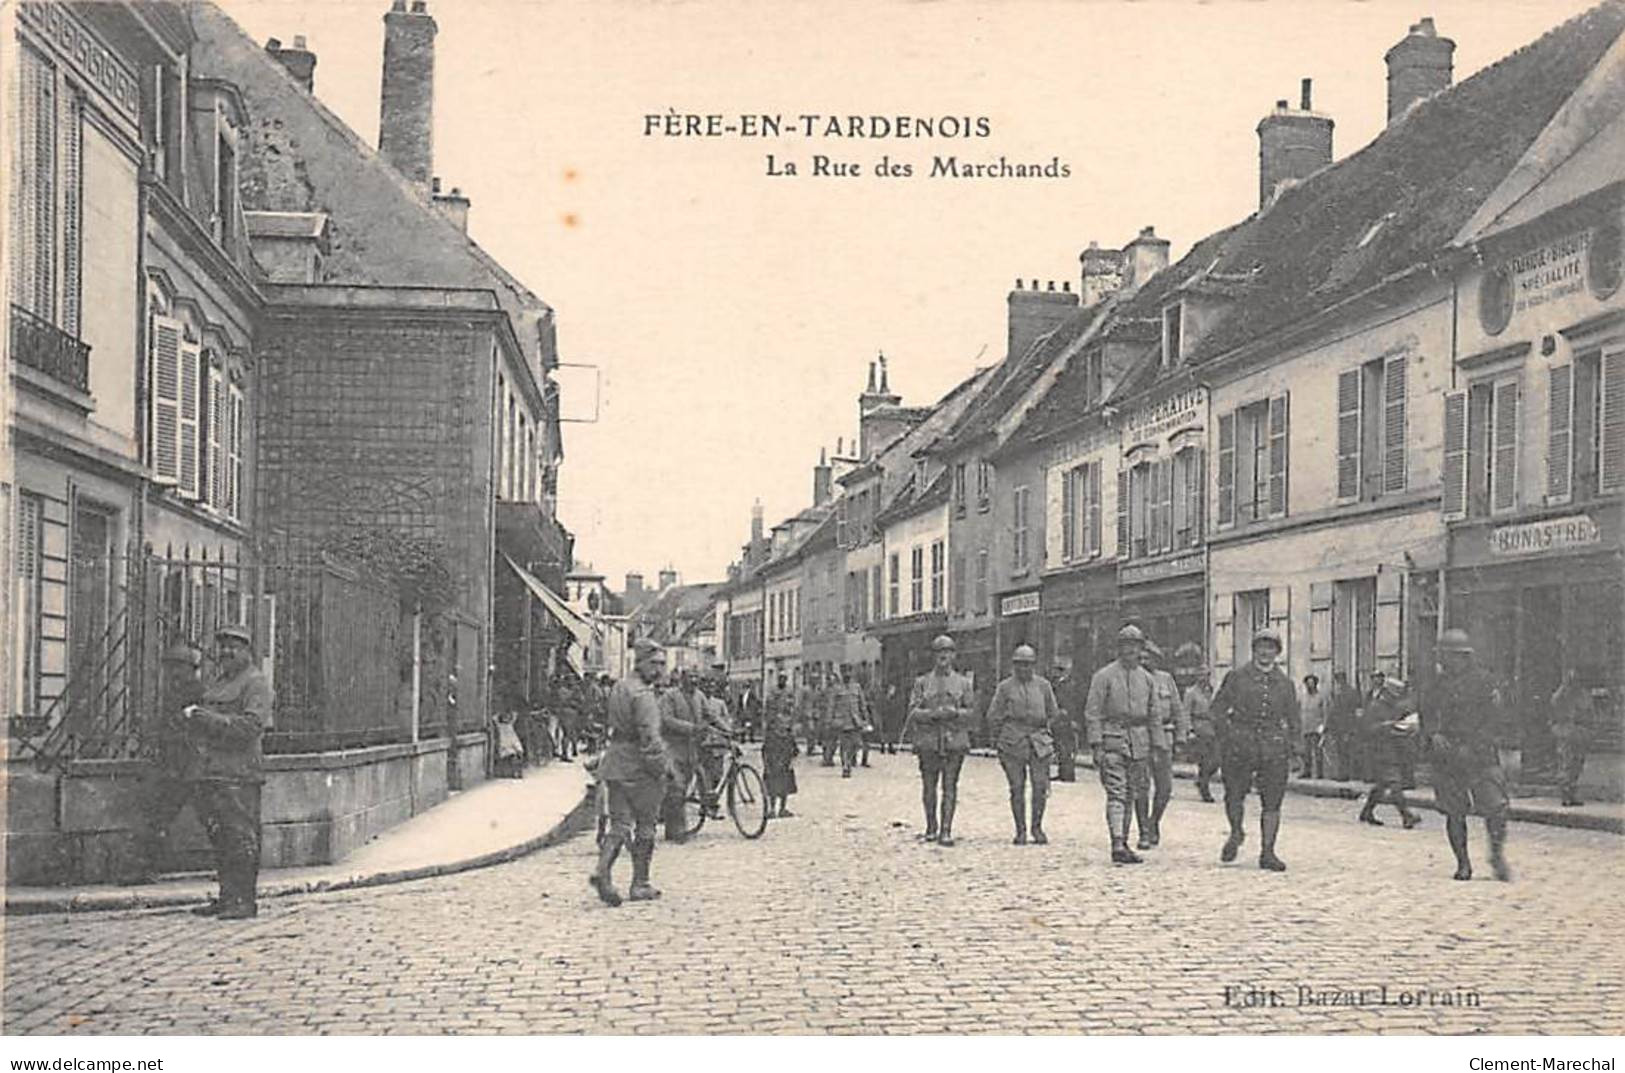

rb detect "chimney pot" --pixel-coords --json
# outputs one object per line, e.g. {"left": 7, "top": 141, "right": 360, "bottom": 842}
{"left": 1300, "top": 77, "right": 1313, "bottom": 110}
{"left": 410, "top": 0, "right": 428, "bottom": 12}
{"left": 293, "top": 34, "right": 307, "bottom": 48}
{"left": 1257, "top": 84, "right": 1334, "bottom": 208}
{"left": 1030, "top": 278, "right": 1039, "bottom": 290}
{"left": 266, "top": 36, "right": 282, "bottom": 49}
{"left": 1385, "top": 16, "right": 1455, "bottom": 126}
{"left": 266, "top": 33, "right": 317, "bottom": 92}
{"left": 1276, "top": 99, "right": 1289, "bottom": 111}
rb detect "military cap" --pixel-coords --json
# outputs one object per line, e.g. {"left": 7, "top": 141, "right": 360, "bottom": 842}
{"left": 1437, "top": 627, "right": 1473, "bottom": 653}
{"left": 215, "top": 624, "right": 253, "bottom": 647}
{"left": 1251, "top": 627, "right": 1283, "bottom": 651}
{"left": 1011, "top": 644, "right": 1037, "bottom": 663}
{"left": 931, "top": 634, "right": 957, "bottom": 652}
{"left": 1116, "top": 624, "right": 1146, "bottom": 645}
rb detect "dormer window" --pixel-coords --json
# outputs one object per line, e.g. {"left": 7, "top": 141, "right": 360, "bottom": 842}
{"left": 1162, "top": 302, "right": 1183, "bottom": 367}
{"left": 914, "top": 459, "right": 928, "bottom": 491}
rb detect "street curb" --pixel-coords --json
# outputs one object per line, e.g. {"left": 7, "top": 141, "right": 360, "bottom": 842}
{"left": 3, "top": 787, "right": 597, "bottom": 917}
{"left": 942, "top": 746, "right": 1623, "bottom": 835}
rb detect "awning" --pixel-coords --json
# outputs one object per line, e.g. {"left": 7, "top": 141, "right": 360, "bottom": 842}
{"left": 504, "top": 554, "right": 594, "bottom": 672}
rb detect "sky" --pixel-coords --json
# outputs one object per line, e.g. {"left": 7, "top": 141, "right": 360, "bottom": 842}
{"left": 220, "top": 0, "right": 1596, "bottom": 589}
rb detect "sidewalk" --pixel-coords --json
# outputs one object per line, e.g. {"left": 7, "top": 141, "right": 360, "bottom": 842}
{"left": 5, "top": 761, "right": 593, "bottom": 916}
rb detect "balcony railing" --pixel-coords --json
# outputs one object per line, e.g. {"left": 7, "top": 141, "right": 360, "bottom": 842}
{"left": 11, "top": 303, "right": 91, "bottom": 393}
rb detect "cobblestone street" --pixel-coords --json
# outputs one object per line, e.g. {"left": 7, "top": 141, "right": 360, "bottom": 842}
{"left": 5, "top": 752, "right": 1623, "bottom": 1035}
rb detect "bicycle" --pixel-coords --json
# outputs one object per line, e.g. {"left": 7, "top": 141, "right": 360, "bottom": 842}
{"left": 681, "top": 733, "right": 768, "bottom": 839}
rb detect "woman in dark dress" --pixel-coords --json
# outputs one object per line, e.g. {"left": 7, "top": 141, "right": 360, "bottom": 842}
{"left": 762, "top": 675, "right": 799, "bottom": 818}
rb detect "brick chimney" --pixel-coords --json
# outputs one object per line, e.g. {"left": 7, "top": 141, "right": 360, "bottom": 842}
{"left": 431, "top": 177, "right": 471, "bottom": 231}
{"left": 1079, "top": 242, "right": 1124, "bottom": 308}
{"left": 625, "top": 571, "right": 644, "bottom": 596}
{"left": 858, "top": 353, "right": 907, "bottom": 460}
{"left": 379, "top": 0, "right": 436, "bottom": 190}
{"left": 813, "top": 448, "right": 833, "bottom": 506}
{"left": 749, "top": 500, "right": 766, "bottom": 564}
{"left": 1385, "top": 17, "right": 1454, "bottom": 126}
{"left": 1257, "top": 78, "right": 1334, "bottom": 208}
{"left": 265, "top": 35, "right": 317, "bottom": 93}
{"left": 1121, "top": 228, "right": 1170, "bottom": 293}
{"left": 659, "top": 568, "right": 678, "bottom": 590}
{"left": 1007, "top": 279, "right": 1079, "bottom": 362}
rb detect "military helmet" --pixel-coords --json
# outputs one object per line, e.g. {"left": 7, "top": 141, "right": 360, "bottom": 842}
{"left": 215, "top": 624, "right": 252, "bottom": 647}
{"left": 1173, "top": 642, "right": 1205, "bottom": 667}
{"left": 931, "top": 634, "right": 957, "bottom": 652}
{"left": 1143, "top": 640, "right": 1165, "bottom": 661}
{"left": 1116, "top": 624, "right": 1146, "bottom": 645}
{"left": 1437, "top": 627, "right": 1473, "bottom": 653}
{"left": 1251, "top": 627, "right": 1283, "bottom": 652}
{"left": 1011, "top": 644, "right": 1037, "bottom": 663}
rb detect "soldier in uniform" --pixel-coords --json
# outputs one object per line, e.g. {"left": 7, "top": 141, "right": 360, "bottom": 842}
{"left": 591, "top": 639, "right": 680, "bottom": 906}
{"left": 762, "top": 673, "right": 799, "bottom": 818}
{"left": 187, "top": 625, "right": 275, "bottom": 919}
{"left": 819, "top": 668, "right": 842, "bottom": 768}
{"left": 1209, "top": 628, "right": 1298, "bottom": 872}
{"left": 1083, "top": 625, "right": 1165, "bottom": 864}
{"left": 1132, "top": 640, "right": 1187, "bottom": 850}
{"left": 132, "top": 641, "right": 208, "bottom": 883}
{"left": 1323, "top": 670, "right": 1360, "bottom": 781}
{"left": 908, "top": 635, "right": 974, "bottom": 846}
{"left": 658, "top": 670, "right": 704, "bottom": 843}
{"left": 1174, "top": 644, "right": 1218, "bottom": 803}
{"left": 828, "top": 665, "right": 872, "bottom": 778}
{"left": 1424, "top": 628, "right": 1512, "bottom": 881}
{"left": 1550, "top": 669, "right": 1595, "bottom": 808}
{"left": 1050, "top": 661, "right": 1079, "bottom": 783}
{"left": 987, "top": 644, "right": 1059, "bottom": 845}
{"left": 697, "top": 676, "right": 736, "bottom": 817}
{"left": 1357, "top": 676, "right": 1422, "bottom": 828}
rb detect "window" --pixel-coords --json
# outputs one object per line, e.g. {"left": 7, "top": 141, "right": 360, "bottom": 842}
{"left": 206, "top": 363, "right": 226, "bottom": 510}
{"left": 1087, "top": 351, "right": 1104, "bottom": 405}
{"left": 952, "top": 463, "right": 967, "bottom": 516}
{"left": 1234, "top": 589, "right": 1271, "bottom": 668}
{"left": 1172, "top": 447, "right": 1202, "bottom": 549}
{"left": 1216, "top": 394, "right": 1289, "bottom": 527}
{"left": 976, "top": 460, "right": 992, "bottom": 510}
{"left": 910, "top": 546, "right": 924, "bottom": 613}
{"left": 974, "top": 549, "right": 989, "bottom": 613}
{"left": 888, "top": 554, "right": 900, "bottom": 618}
{"left": 914, "top": 459, "right": 928, "bottom": 492}
{"left": 13, "top": 45, "right": 56, "bottom": 323}
{"left": 228, "top": 383, "right": 245, "bottom": 521}
{"left": 1336, "top": 355, "right": 1408, "bottom": 502}
{"left": 147, "top": 314, "right": 204, "bottom": 498}
{"left": 1162, "top": 303, "right": 1182, "bottom": 367}
{"left": 1550, "top": 347, "right": 1624, "bottom": 504}
{"left": 1012, "top": 485, "right": 1031, "bottom": 572}
{"left": 870, "top": 564, "right": 883, "bottom": 625}
{"left": 1063, "top": 463, "right": 1102, "bottom": 562}
{"left": 930, "top": 540, "right": 945, "bottom": 610}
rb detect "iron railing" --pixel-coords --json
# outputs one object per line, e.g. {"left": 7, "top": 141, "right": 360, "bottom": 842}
{"left": 10, "top": 303, "right": 90, "bottom": 393}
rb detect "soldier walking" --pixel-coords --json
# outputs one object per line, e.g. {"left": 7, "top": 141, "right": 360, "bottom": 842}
{"left": 908, "top": 635, "right": 974, "bottom": 846}
{"left": 132, "top": 642, "right": 208, "bottom": 884}
{"left": 1209, "top": 628, "right": 1298, "bottom": 872}
{"left": 1132, "top": 640, "right": 1186, "bottom": 850}
{"left": 591, "top": 639, "right": 679, "bottom": 906}
{"left": 658, "top": 670, "right": 704, "bottom": 843}
{"left": 1357, "top": 676, "right": 1422, "bottom": 828}
{"left": 1424, "top": 628, "right": 1512, "bottom": 881}
{"left": 1082, "top": 625, "right": 1164, "bottom": 864}
{"left": 1323, "top": 670, "right": 1360, "bottom": 781}
{"left": 1051, "top": 661, "right": 1079, "bottom": 783}
{"left": 987, "top": 644, "right": 1058, "bottom": 845}
{"left": 1175, "top": 644, "right": 1218, "bottom": 802}
{"left": 829, "top": 665, "right": 871, "bottom": 777}
{"left": 1550, "top": 669, "right": 1595, "bottom": 808}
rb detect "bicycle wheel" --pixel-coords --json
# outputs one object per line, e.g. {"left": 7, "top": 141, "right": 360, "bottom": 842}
{"left": 727, "top": 762, "right": 769, "bottom": 839}
{"left": 682, "top": 770, "right": 708, "bottom": 837}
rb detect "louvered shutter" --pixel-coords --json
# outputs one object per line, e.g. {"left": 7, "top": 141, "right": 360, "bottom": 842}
{"left": 178, "top": 341, "right": 202, "bottom": 499}
{"left": 1267, "top": 394, "right": 1290, "bottom": 517}
{"left": 1442, "top": 390, "right": 1468, "bottom": 520}
{"left": 1382, "top": 355, "right": 1408, "bottom": 494}
{"left": 207, "top": 365, "right": 225, "bottom": 508}
{"left": 1115, "top": 468, "right": 1129, "bottom": 558}
{"left": 1161, "top": 458, "right": 1176, "bottom": 553}
{"left": 1309, "top": 581, "right": 1333, "bottom": 661}
{"left": 229, "top": 384, "right": 245, "bottom": 520}
{"left": 149, "top": 315, "right": 183, "bottom": 484}
{"left": 1061, "top": 467, "right": 1077, "bottom": 560}
{"left": 1547, "top": 364, "right": 1573, "bottom": 504}
{"left": 1216, "top": 412, "right": 1235, "bottom": 528}
{"left": 1375, "top": 570, "right": 1404, "bottom": 676}
{"left": 1212, "top": 593, "right": 1235, "bottom": 679}
{"left": 30, "top": 49, "right": 57, "bottom": 321}
{"left": 1087, "top": 462, "right": 1102, "bottom": 557}
{"left": 62, "top": 91, "right": 84, "bottom": 339}
{"left": 1602, "top": 347, "right": 1625, "bottom": 494}
{"left": 1336, "top": 368, "right": 1361, "bottom": 500}
{"left": 1190, "top": 448, "right": 1205, "bottom": 545}
{"left": 1267, "top": 585, "right": 1292, "bottom": 671}
{"left": 1491, "top": 379, "right": 1519, "bottom": 513}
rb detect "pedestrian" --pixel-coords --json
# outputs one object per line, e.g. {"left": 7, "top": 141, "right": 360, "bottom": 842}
{"left": 1356, "top": 676, "right": 1422, "bottom": 828}
{"left": 1550, "top": 669, "right": 1595, "bottom": 808}
{"left": 1131, "top": 640, "right": 1186, "bottom": 850}
{"left": 658, "top": 670, "right": 704, "bottom": 843}
{"left": 1082, "top": 625, "right": 1164, "bottom": 865}
{"left": 828, "top": 665, "right": 871, "bottom": 777}
{"left": 859, "top": 674, "right": 879, "bottom": 767}
{"left": 819, "top": 669, "right": 842, "bottom": 768}
{"left": 132, "top": 641, "right": 208, "bottom": 883}
{"left": 1175, "top": 644, "right": 1218, "bottom": 803}
{"left": 1209, "top": 628, "right": 1298, "bottom": 872}
{"left": 556, "top": 676, "right": 583, "bottom": 762}
{"left": 762, "top": 673, "right": 799, "bottom": 818}
{"left": 799, "top": 670, "right": 825, "bottom": 759}
{"left": 493, "top": 711, "right": 526, "bottom": 778}
{"left": 987, "top": 644, "right": 1058, "bottom": 845}
{"left": 1299, "top": 674, "right": 1326, "bottom": 779}
{"left": 590, "top": 639, "right": 680, "bottom": 906}
{"left": 697, "top": 676, "right": 735, "bottom": 817}
{"left": 882, "top": 682, "right": 902, "bottom": 754}
{"left": 1423, "top": 628, "right": 1512, "bottom": 881}
{"left": 1323, "top": 670, "right": 1359, "bottom": 781}
{"left": 1050, "top": 661, "right": 1079, "bottom": 783}
{"left": 185, "top": 625, "right": 275, "bottom": 919}
{"left": 908, "top": 635, "right": 974, "bottom": 846}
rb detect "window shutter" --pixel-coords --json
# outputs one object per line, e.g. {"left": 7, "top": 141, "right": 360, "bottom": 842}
{"left": 28, "top": 48, "right": 57, "bottom": 321}
{"left": 1190, "top": 448, "right": 1205, "bottom": 545}
{"left": 1602, "top": 347, "right": 1625, "bottom": 494}
{"left": 1216, "top": 411, "right": 1235, "bottom": 528}
{"left": 1267, "top": 394, "right": 1290, "bottom": 517}
{"left": 1212, "top": 593, "right": 1235, "bottom": 679}
{"left": 1442, "top": 389, "right": 1468, "bottom": 520}
{"left": 229, "top": 384, "right": 245, "bottom": 520}
{"left": 1547, "top": 364, "right": 1573, "bottom": 504}
{"left": 207, "top": 365, "right": 225, "bottom": 509}
{"left": 1382, "top": 355, "right": 1408, "bottom": 494}
{"left": 1491, "top": 378, "right": 1519, "bottom": 513}
{"left": 178, "top": 341, "right": 202, "bottom": 499}
{"left": 1087, "top": 462, "right": 1102, "bottom": 557}
{"left": 1161, "top": 458, "right": 1176, "bottom": 553}
{"left": 61, "top": 91, "right": 84, "bottom": 339}
{"left": 1375, "top": 570, "right": 1404, "bottom": 675}
{"left": 1309, "top": 581, "right": 1333, "bottom": 662}
{"left": 1335, "top": 368, "right": 1361, "bottom": 500}
{"left": 1115, "top": 468, "right": 1130, "bottom": 558}
{"left": 149, "top": 315, "right": 183, "bottom": 484}
{"left": 1267, "top": 585, "right": 1292, "bottom": 670}
{"left": 1061, "top": 467, "right": 1077, "bottom": 560}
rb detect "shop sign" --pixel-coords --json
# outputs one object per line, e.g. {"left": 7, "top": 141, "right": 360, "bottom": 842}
{"left": 1000, "top": 591, "right": 1041, "bottom": 616}
{"left": 1123, "top": 387, "right": 1206, "bottom": 448}
{"left": 1488, "top": 514, "right": 1602, "bottom": 557}
{"left": 1479, "top": 222, "right": 1623, "bottom": 335}
{"left": 1120, "top": 549, "right": 1206, "bottom": 586}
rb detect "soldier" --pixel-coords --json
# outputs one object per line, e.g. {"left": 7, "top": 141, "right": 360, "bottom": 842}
{"left": 187, "top": 625, "right": 275, "bottom": 919}
{"left": 1550, "top": 669, "right": 1595, "bottom": 808}
{"left": 658, "top": 669, "right": 704, "bottom": 843}
{"left": 1357, "top": 676, "right": 1422, "bottom": 828}
{"left": 908, "top": 635, "right": 975, "bottom": 846}
{"left": 762, "top": 673, "right": 800, "bottom": 818}
{"left": 1424, "top": 628, "right": 1512, "bottom": 881}
{"left": 1209, "top": 628, "right": 1298, "bottom": 872}
{"left": 819, "top": 667, "right": 842, "bottom": 768}
{"left": 1083, "top": 625, "right": 1165, "bottom": 864}
{"left": 798, "top": 670, "right": 826, "bottom": 760}
{"left": 132, "top": 641, "right": 208, "bottom": 883}
{"left": 1050, "top": 661, "right": 1080, "bottom": 783}
{"left": 1132, "top": 640, "right": 1187, "bottom": 850}
{"left": 828, "top": 665, "right": 872, "bottom": 778}
{"left": 591, "top": 639, "right": 680, "bottom": 905}
{"left": 987, "top": 644, "right": 1059, "bottom": 845}
{"left": 1323, "top": 670, "right": 1360, "bottom": 781}
{"left": 1175, "top": 644, "right": 1218, "bottom": 803}
{"left": 697, "top": 676, "right": 735, "bottom": 816}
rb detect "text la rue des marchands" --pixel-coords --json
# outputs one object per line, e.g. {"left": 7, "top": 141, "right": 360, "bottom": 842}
{"left": 642, "top": 111, "right": 1072, "bottom": 181}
